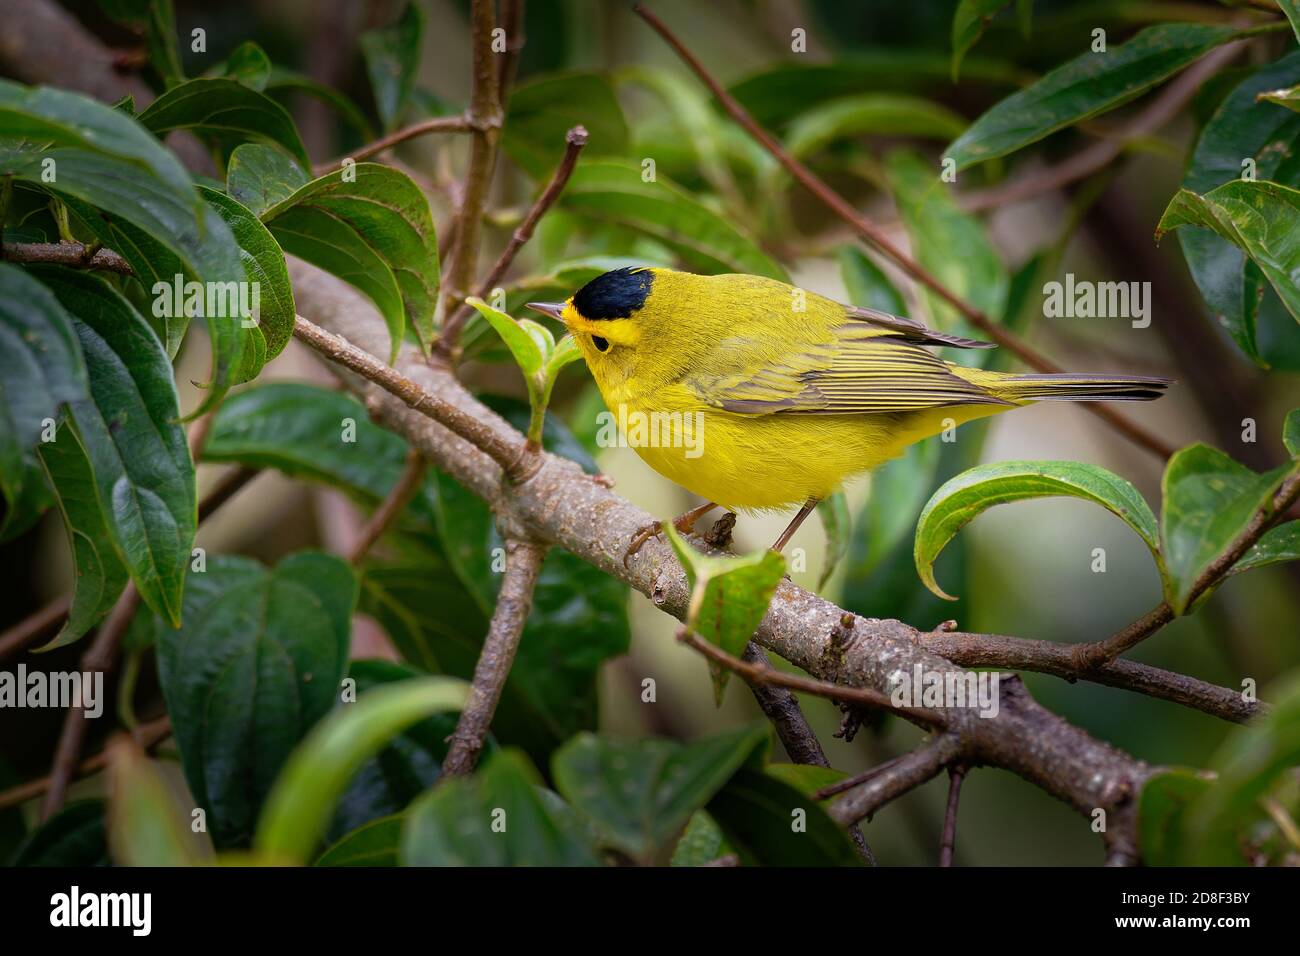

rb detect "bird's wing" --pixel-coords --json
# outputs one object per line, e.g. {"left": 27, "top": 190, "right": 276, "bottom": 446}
{"left": 845, "top": 305, "right": 997, "bottom": 350}
{"left": 687, "top": 320, "right": 1009, "bottom": 416}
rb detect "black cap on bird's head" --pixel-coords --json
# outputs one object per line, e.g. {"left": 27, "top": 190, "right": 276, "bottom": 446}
{"left": 527, "top": 266, "right": 655, "bottom": 324}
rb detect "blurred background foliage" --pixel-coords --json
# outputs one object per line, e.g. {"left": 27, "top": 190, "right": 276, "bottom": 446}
{"left": 3, "top": 0, "right": 1300, "bottom": 865}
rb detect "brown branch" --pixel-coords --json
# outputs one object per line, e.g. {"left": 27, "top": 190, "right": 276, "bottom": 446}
{"left": 632, "top": 3, "right": 1176, "bottom": 462}
{"left": 442, "top": 537, "right": 546, "bottom": 776}
{"left": 959, "top": 41, "right": 1245, "bottom": 212}
{"left": 828, "top": 734, "right": 963, "bottom": 827}
{"left": 439, "top": 125, "right": 588, "bottom": 352}
{"left": 0, "top": 714, "right": 171, "bottom": 812}
{"left": 41, "top": 582, "right": 140, "bottom": 820}
{"left": 1, "top": 241, "right": 133, "bottom": 275}
{"left": 924, "top": 629, "right": 1259, "bottom": 723}
{"left": 1074, "top": 471, "right": 1300, "bottom": 669}
{"left": 438, "top": 0, "right": 503, "bottom": 323}
{"left": 676, "top": 629, "right": 946, "bottom": 728}
{"left": 0, "top": 594, "right": 70, "bottom": 661}
{"left": 291, "top": 314, "right": 532, "bottom": 480}
{"left": 289, "top": 258, "right": 1160, "bottom": 861}
{"left": 496, "top": 0, "right": 525, "bottom": 109}
{"left": 939, "top": 765, "right": 966, "bottom": 867}
{"left": 347, "top": 448, "right": 428, "bottom": 564}
{"left": 312, "top": 115, "right": 474, "bottom": 175}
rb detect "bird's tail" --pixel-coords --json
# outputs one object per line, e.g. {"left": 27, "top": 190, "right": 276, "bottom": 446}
{"left": 981, "top": 372, "right": 1172, "bottom": 403}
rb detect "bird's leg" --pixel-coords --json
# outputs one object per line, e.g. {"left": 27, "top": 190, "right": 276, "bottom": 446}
{"left": 623, "top": 501, "right": 719, "bottom": 567}
{"left": 771, "top": 498, "right": 820, "bottom": 553}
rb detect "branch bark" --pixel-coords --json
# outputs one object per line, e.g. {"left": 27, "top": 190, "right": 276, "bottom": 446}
{"left": 828, "top": 734, "right": 962, "bottom": 827}
{"left": 289, "top": 259, "right": 1159, "bottom": 861}
{"left": 442, "top": 537, "right": 547, "bottom": 776}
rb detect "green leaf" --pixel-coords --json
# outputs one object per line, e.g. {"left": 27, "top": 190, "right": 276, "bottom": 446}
{"left": 33, "top": 268, "right": 195, "bottom": 625}
{"left": 951, "top": 1, "right": 1016, "bottom": 81}
{"left": 403, "top": 749, "right": 599, "bottom": 867}
{"left": 764, "top": 763, "right": 849, "bottom": 797}
{"left": 559, "top": 160, "right": 788, "bottom": 280}
{"left": 106, "top": 737, "right": 199, "bottom": 866}
{"left": 1281, "top": 1, "right": 1300, "bottom": 45}
{"left": 262, "top": 163, "right": 439, "bottom": 357}
{"left": 837, "top": 245, "right": 906, "bottom": 315}
{"left": 669, "top": 811, "right": 732, "bottom": 866}
{"left": 708, "top": 768, "right": 861, "bottom": 866}
{"left": 12, "top": 800, "right": 107, "bottom": 866}
{"left": 885, "top": 150, "right": 1007, "bottom": 343}
{"left": 504, "top": 73, "right": 629, "bottom": 179}
{"left": 327, "top": 660, "right": 466, "bottom": 845}
{"left": 786, "top": 94, "right": 966, "bottom": 159}
{"left": 36, "top": 422, "right": 129, "bottom": 648}
{"left": 315, "top": 815, "right": 403, "bottom": 867}
{"left": 816, "top": 492, "right": 850, "bottom": 593}
{"left": 255, "top": 674, "right": 469, "bottom": 864}
{"left": 1157, "top": 180, "right": 1300, "bottom": 334}
{"left": 226, "top": 143, "right": 309, "bottom": 218}
{"left": 1259, "top": 83, "right": 1300, "bottom": 113}
{"left": 97, "top": 0, "right": 184, "bottom": 88}
{"left": 212, "top": 41, "right": 272, "bottom": 91}
{"left": 665, "top": 526, "right": 787, "bottom": 702}
{"left": 1234, "top": 520, "right": 1300, "bottom": 575}
{"left": 552, "top": 724, "right": 771, "bottom": 861}
{"left": 1137, "top": 769, "right": 1212, "bottom": 866}
{"left": 360, "top": 1, "right": 424, "bottom": 133}
{"left": 199, "top": 186, "right": 295, "bottom": 368}
{"left": 158, "top": 553, "right": 358, "bottom": 848}
{"left": 1286, "top": 408, "right": 1300, "bottom": 458}
{"left": 359, "top": 560, "right": 486, "bottom": 672}
{"left": 138, "top": 77, "right": 311, "bottom": 170}
{"left": 1159, "top": 444, "right": 1291, "bottom": 613}
{"left": 945, "top": 23, "right": 1239, "bottom": 171}
{"left": 915, "top": 460, "right": 1162, "bottom": 601}
{"left": 729, "top": 53, "right": 1025, "bottom": 128}
{"left": 264, "top": 68, "right": 375, "bottom": 141}
{"left": 0, "top": 263, "right": 89, "bottom": 528}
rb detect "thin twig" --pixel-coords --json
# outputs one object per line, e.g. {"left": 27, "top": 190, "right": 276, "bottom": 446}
{"left": 442, "top": 538, "right": 546, "bottom": 776}
{"left": 292, "top": 314, "right": 531, "bottom": 479}
{"left": 1074, "top": 471, "right": 1300, "bottom": 669}
{"left": 925, "top": 630, "right": 1259, "bottom": 723}
{"left": 439, "top": 0, "right": 503, "bottom": 322}
{"left": 41, "top": 583, "right": 140, "bottom": 820}
{"left": 0, "top": 715, "right": 171, "bottom": 812}
{"left": 440, "top": 125, "right": 588, "bottom": 351}
{"left": 347, "top": 448, "right": 428, "bottom": 564}
{"left": 1, "top": 241, "right": 133, "bottom": 274}
{"left": 0, "top": 594, "right": 70, "bottom": 662}
{"left": 939, "top": 765, "right": 966, "bottom": 866}
{"left": 312, "top": 115, "right": 474, "bottom": 175}
{"left": 813, "top": 753, "right": 910, "bottom": 800}
{"left": 676, "top": 629, "right": 946, "bottom": 728}
{"left": 828, "top": 734, "right": 963, "bottom": 827}
{"left": 632, "top": 3, "right": 1176, "bottom": 461}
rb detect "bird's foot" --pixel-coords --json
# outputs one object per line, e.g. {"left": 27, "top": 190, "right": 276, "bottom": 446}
{"left": 623, "top": 502, "right": 719, "bottom": 567}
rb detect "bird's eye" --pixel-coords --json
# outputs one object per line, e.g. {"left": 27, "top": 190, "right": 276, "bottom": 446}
{"left": 591, "top": 335, "right": 610, "bottom": 353}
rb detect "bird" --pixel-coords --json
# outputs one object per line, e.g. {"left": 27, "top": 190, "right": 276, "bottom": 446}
{"left": 528, "top": 266, "right": 1169, "bottom": 560}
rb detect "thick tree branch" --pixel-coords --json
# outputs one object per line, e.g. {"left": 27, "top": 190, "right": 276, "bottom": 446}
{"left": 290, "top": 260, "right": 1159, "bottom": 860}
{"left": 442, "top": 537, "right": 547, "bottom": 776}
{"left": 440, "top": 125, "right": 588, "bottom": 352}
{"left": 631, "top": 3, "right": 1175, "bottom": 461}
{"left": 2, "top": 241, "right": 134, "bottom": 275}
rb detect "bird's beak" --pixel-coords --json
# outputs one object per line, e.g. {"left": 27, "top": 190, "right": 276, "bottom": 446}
{"left": 526, "top": 301, "right": 566, "bottom": 321}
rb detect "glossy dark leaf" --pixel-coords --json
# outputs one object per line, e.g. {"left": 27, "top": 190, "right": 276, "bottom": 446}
{"left": 11, "top": 800, "right": 108, "bottom": 866}
{"left": 34, "top": 268, "right": 195, "bottom": 626}
{"left": 225, "top": 143, "right": 308, "bottom": 219}
{"left": 946, "top": 23, "right": 1239, "bottom": 170}
{"left": 96, "top": 0, "right": 184, "bottom": 87}
{"left": 138, "top": 77, "right": 310, "bottom": 170}
{"left": 360, "top": 1, "right": 424, "bottom": 133}
{"left": 262, "top": 163, "right": 439, "bottom": 357}
{"left": 157, "top": 553, "right": 356, "bottom": 847}
{"left": 708, "top": 768, "right": 861, "bottom": 866}
{"left": 551, "top": 724, "right": 770, "bottom": 861}
{"left": 315, "top": 815, "right": 403, "bottom": 867}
